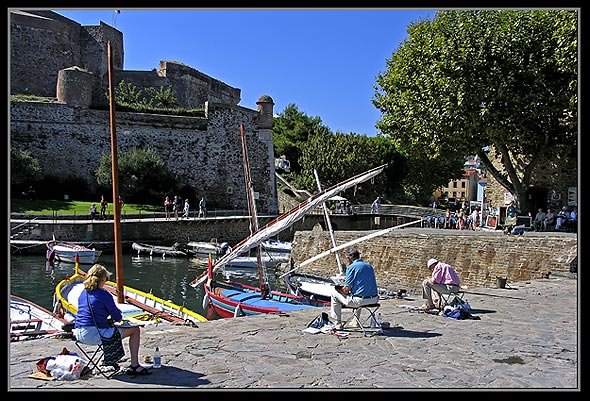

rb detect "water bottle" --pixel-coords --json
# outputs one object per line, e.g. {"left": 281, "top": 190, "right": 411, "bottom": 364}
{"left": 153, "top": 347, "right": 161, "bottom": 368}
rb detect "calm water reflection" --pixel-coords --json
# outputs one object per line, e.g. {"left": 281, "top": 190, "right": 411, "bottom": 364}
{"left": 10, "top": 253, "right": 290, "bottom": 319}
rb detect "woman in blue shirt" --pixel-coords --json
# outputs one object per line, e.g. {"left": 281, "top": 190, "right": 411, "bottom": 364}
{"left": 73, "top": 264, "right": 150, "bottom": 375}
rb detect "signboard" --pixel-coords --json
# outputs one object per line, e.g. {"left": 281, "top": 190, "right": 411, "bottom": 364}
{"left": 568, "top": 187, "right": 577, "bottom": 206}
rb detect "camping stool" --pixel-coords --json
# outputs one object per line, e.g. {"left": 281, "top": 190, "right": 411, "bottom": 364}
{"left": 74, "top": 340, "right": 120, "bottom": 379}
{"left": 342, "top": 303, "right": 382, "bottom": 336}
{"left": 436, "top": 290, "right": 466, "bottom": 309}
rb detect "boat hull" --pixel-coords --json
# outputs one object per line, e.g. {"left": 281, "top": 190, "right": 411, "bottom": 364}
{"left": 46, "top": 240, "right": 102, "bottom": 264}
{"left": 11, "top": 294, "right": 68, "bottom": 341}
{"left": 132, "top": 242, "right": 191, "bottom": 257}
{"left": 54, "top": 272, "right": 207, "bottom": 326}
{"left": 205, "top": 279, "right": 324, "bottom": 319}
{"left": 282, "top": 273, "right": 337, "bottom": 304}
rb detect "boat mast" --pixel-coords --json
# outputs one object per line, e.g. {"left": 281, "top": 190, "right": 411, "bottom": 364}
{"left": 313, "top": 169, "right": 344, "bottom": 275}
{"left": 239, "top": 124, "right": 266, "bottom": 297}
{"left": 107, "top": 41, "right": 125, "bottom": 303}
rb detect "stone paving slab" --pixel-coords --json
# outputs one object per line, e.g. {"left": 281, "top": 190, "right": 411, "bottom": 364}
{"left": 9, "top": 276, "right": 579, "bottom": 391}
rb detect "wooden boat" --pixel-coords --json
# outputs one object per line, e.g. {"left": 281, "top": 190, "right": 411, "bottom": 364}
{"left": 54, "top": 260, "right": 207, "bottom": 326}
{"left": 186, "top": 239, "right": 231, "bottom": 257}
{"left": 225, "top": 253, "right": 291, "bottom": 269}
{"left": 259, "top": 239, "right": 292, "bottom": 258}
{"left": 11, "top": 294, "right": 68, "bottom": 341}
{"left": 46, "top": 239, "right": 102, "bottom": 265}
{"left": 131, "top": 242, "right": 195, "bottom": 257}
{"left": 192, "top": 125, "right": 386, "bottom": 318}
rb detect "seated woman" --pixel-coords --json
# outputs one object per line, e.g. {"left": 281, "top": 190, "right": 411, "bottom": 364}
{"left": 73, "top": 264, "right": 150, "bottom": 375}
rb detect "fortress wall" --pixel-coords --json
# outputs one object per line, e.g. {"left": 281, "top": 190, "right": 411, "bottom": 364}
{"left": 10, "top": 101, "right": 278, "bottom": 213}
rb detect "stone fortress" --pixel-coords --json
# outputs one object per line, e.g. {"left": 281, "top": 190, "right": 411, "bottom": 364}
{"left": 10, "top": 9, "right": 278, "bottom": 213}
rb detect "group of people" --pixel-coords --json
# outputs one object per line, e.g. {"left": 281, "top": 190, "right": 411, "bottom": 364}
{"left": 76, "top": 247, "right": 459, "bottom": 373}
{"left": 90, "top": 195, "right": 123, "bottom": 220}
{"left": 164, "top": 195, "right": 207, "bottom": 220}
{"left": 533, "top": 205, "right": 577, "bottom": 232}
{"left": 329, "top": 247, "right": 461, "bottom": 328}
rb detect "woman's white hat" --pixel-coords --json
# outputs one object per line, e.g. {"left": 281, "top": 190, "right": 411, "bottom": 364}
{"left": 427, "top": 258, "right": 438, "bottom": 268}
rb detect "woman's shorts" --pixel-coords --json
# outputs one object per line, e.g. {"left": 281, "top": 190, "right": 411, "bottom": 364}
{"left": 73, "top": 326, "right": 121, "bottom": 345}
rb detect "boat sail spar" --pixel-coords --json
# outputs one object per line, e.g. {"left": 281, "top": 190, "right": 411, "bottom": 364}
{"left": 190, "top": 161, "right": 387, "bottom": 288}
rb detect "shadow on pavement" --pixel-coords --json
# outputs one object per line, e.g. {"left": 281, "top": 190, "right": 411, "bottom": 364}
{"left": 378, "top": 328, "right": 442, "bottom": 338}
{"left": 112, "top": 366, "right": 211, "bottom": 387}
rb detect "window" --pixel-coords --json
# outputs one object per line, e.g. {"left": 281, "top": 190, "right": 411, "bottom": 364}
{"left": 461, "top": 182, "right": 466, "bottom": 188}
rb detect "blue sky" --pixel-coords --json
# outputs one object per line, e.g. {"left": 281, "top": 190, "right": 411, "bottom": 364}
{"left": 55, "top": 8, "right": 435, "bottom": 137}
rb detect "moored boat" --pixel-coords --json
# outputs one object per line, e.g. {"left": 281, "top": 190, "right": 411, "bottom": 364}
{"left": 186, "top": 239, "right": 231, "bottom": 257}
{"left": 46, "top": 239, "right": 102, "bottom": 265}
{"left": 54, "top": 262, "right": 207, "bottom": 326}
{"left": 11, "top": 294, "right": 68, "bottom": 341}
{"left": 131, "top": 242, "right": 195, "bottom": 258}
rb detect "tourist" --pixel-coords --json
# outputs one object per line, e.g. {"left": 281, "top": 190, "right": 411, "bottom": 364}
{"left": 330, "top": 247, "right": 379, "bottom": 330}
{"left": 420, "top": 258, "right": 461, "bottom": 311}
{"left": 73, "top": 264, "right": 151, "bottom": 376}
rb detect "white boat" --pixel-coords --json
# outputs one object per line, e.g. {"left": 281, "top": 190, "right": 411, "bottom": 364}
{"left": 225, "top": 253, "right": 291, "bottom": 269}
{"left": 186, "top": 239, "right": 230, "bottom": 257}
{"left": 260, "top": 239, "right": 292, "bottom": 258}
{"left": 46, "top": 240, "right": 102, "bottom": 265}
{"left": 11, "top": 294, "right": 68, "bottom": 341}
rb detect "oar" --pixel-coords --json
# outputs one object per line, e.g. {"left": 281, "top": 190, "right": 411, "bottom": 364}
{"left": 279, "top": 219, "right": 422, "bottom": 278}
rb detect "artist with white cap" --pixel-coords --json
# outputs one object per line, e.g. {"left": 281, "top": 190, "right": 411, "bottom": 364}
{"left": 420, "top": 258, "right": 461, "bottom": 311}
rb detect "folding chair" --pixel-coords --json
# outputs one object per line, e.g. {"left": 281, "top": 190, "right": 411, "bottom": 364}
{"left": 74, "top": 340, "right": 121, "bottom": 379}
{"left": 342, "top": 303, "right": 382, "bottom": 336}
{"left": 436, "top": 290, "right": 466, "bottom": 309}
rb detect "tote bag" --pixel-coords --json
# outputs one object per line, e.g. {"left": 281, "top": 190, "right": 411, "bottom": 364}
{"left": 101, "top": 328, "right": 125, "bottom": 366}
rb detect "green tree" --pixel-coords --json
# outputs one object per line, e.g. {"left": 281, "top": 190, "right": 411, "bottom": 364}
{"left": 95, "top": 148, "right": 177, "bottom": 203}
{"left": 297, "top": 132, "right": 405, "bottom": 202}
{"left": 11, "top": 148, "right": 42, "bottom": 187}
{"left": 272, "top": 104, "right": 332, "bottom": 174}
{"left": 373, "top": 10, "right": 577, "bottom": 208}
{"left": 114, "top": 80, "right": 146, "bottom": 106}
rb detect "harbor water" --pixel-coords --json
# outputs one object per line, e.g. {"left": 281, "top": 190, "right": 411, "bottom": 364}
{"left": 10, "top": 253, "right": 290, "bottom": 321}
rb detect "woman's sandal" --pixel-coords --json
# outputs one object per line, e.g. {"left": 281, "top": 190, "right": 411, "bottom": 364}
{"left": 126, "top": 365, "right": 152, "bottom": 376}
{"left": 418, "top": 304, "right": 437, "bottom": 311}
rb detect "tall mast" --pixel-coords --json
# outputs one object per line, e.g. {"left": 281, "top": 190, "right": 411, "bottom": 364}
{"left": 107, "top": 41, "right": 124, "bottom": 303}
{"left": 313, "top": 169, "right": 343, "bottom": 275}
{"left": 239, "top": 124, "right": 265, "bottom": 295}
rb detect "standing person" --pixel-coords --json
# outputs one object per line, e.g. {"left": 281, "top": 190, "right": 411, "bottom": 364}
{"left": 118, "top": 196, "right": 125, "bottom": 220}
{"left": 198, "top": 196, "right": 207, "bottom": 218}
{"left": 182, "top": 198, "right": 190, "bottom": 219}
{"left": 371, "top": 196, "right": 381, "bottom": 214}
{"left": 99, "top": 195, "right": 108, "bottom": 220}
{"left": 330, "top": 247, "right": 379, "bottom": 330}
{"left": 73, "top": 264, "right": 151, "bottom": 376}
{"left": 89, "top": 204, "right": 97, "bottom": 220}
{"left": 420, "top": 258, "right": 461, "bottom": 311}
{"left": 172, "top": 195, "right": 180, "bottom": 220}
{"left": 164, "top": 196, "right": 171, "bottom": 220}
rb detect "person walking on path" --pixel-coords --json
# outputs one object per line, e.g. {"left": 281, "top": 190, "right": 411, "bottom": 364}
{"left": 371, "top": 196, "right": 381, "bottom": 214}
{"left": 182, "top": 199, "right": 190, "bottom": 219}
{"left": 420, "top": 258, "right": 461, "bottom": 311}
{"left": 173, "top": 195, "right": 180, "bottom": 220}
{"left": 164, "top": 196, "right": 172, "bottom": 220}
{"left": 198, "top": 196, "right": 207, "bottom": 218}
{"left": 99, "top": 195, "right": 108, "bottom": 220}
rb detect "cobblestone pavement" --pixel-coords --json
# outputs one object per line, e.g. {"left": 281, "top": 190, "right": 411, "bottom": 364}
{"left": 9, "top": 274, "right": 579, "bottom": 391}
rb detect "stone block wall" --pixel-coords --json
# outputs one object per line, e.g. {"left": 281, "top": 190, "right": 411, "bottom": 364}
{"left": 289, "top": 228, "right": 577, "bottom": 294}
{"left": 10, "top": 100, "right": 278, "bottom": 213}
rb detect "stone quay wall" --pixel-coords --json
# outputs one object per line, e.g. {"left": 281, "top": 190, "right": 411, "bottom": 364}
{"left": 288, "top": 228, "right": 578, "bottom": 294}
